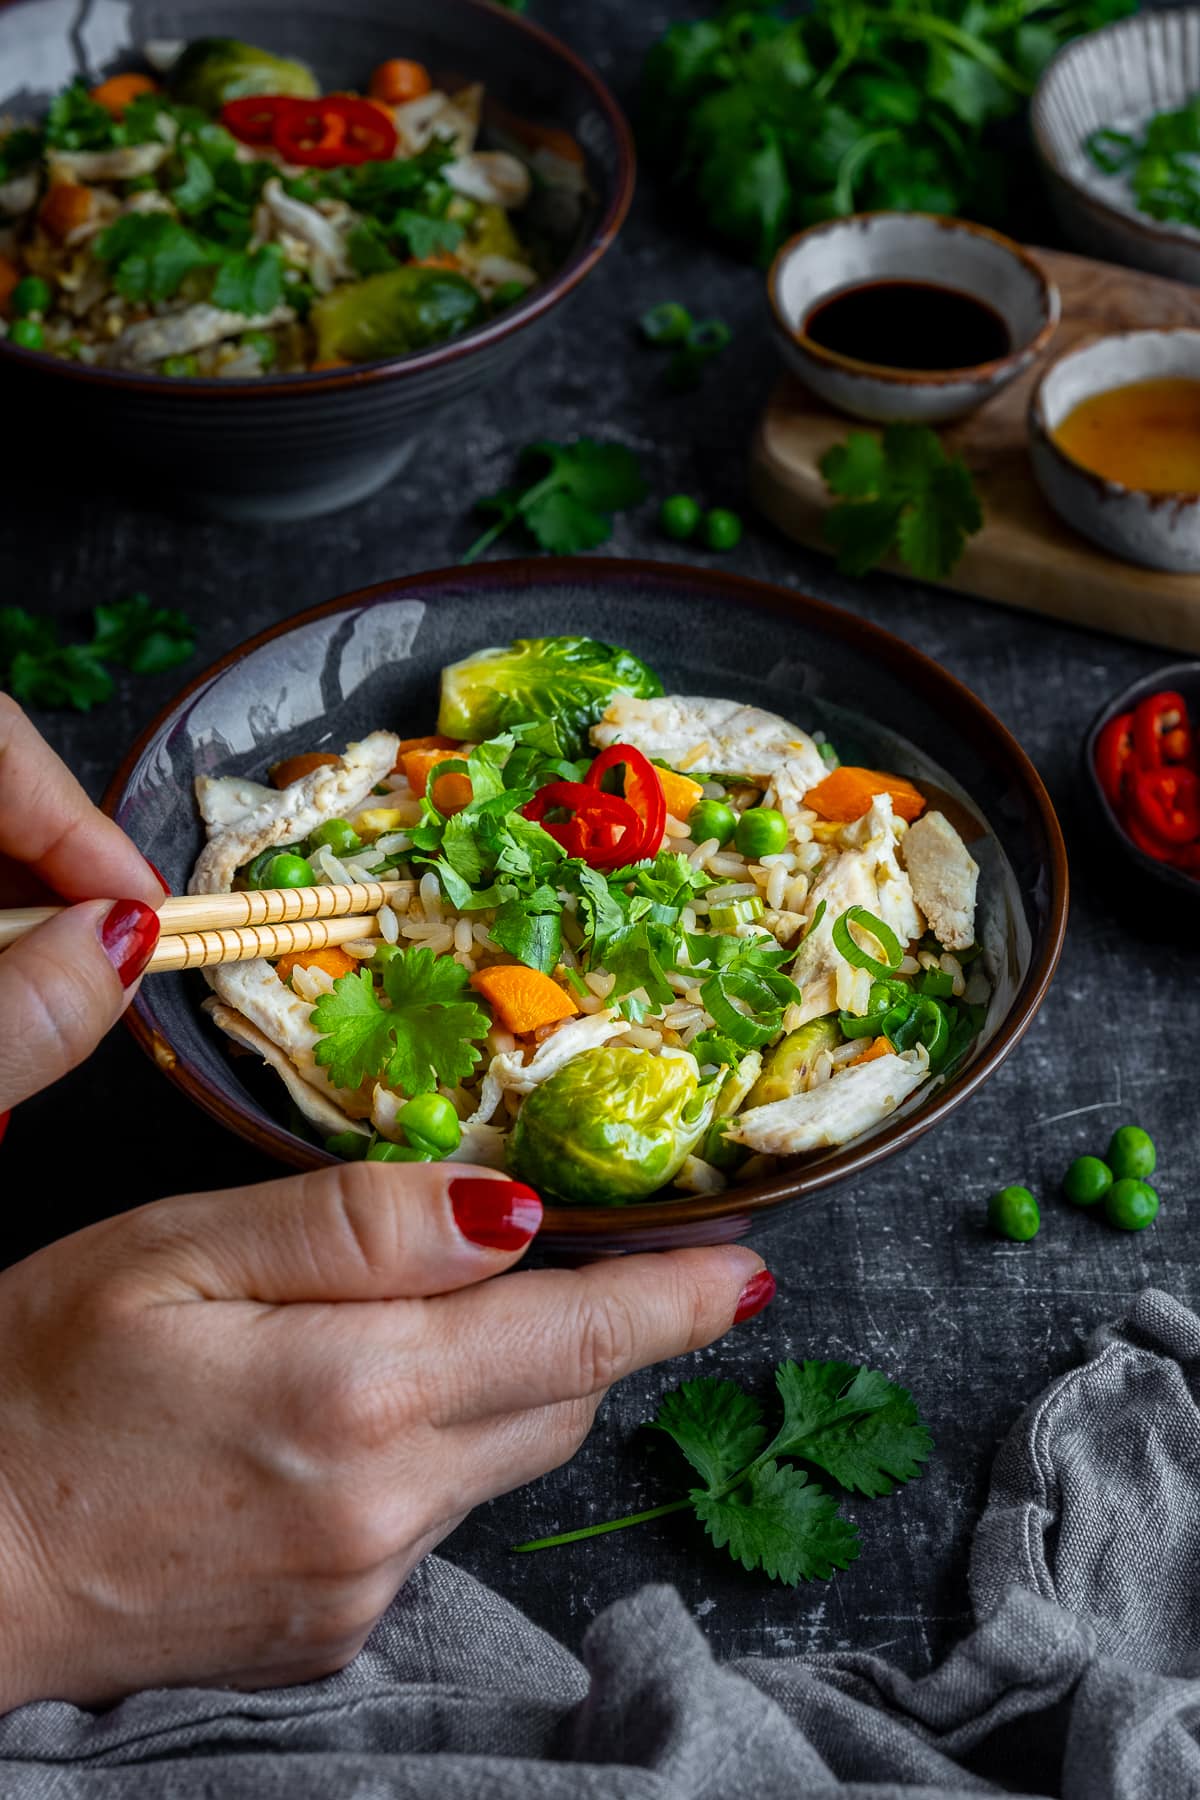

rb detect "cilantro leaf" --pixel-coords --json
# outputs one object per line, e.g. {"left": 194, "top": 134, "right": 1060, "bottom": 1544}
{"left": 695, "top": 1460, "right": 860, "bottom": 1584}
{"left": 464, "top": 440, "right": 647, "bottom": 562}
{"left": 652, "top": 1377, "right": 768, "bottom": 1490}
{"left": 0, "top": 126, "right": 42, "bottom": 184}
{"left": 94, "top": 213, "right": 215, "bottom": 305}
{"left": 311, "top": 949, "right": 490, "bottom": 1096}
{"left": 211, "top": 243, "right": 286, "bottom": 315}
{"left": 7, "top": 645, "right": 112, "bottom": 712}
{"left": 771, "top": 1360, "right": 933, "bottom": 1497}
{"left": 820, "top": 424, "right": 982, "bottom": 581}
{"left": 90, "top": 593, "right": 195, "bottom": 674}
{"left": 395, "top": 211, "right": 464, "bottom": 261}
{"left": 347, "top": 220, "right": 399, "bottom": 276}
{"left": 490, "top": 898, "right": 562, "bottom": 973}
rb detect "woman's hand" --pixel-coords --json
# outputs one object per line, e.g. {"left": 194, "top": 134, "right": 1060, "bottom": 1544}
{"left": 0, "top": 1160, "right": 770, "bottom": 1709}
{"left": 0, "top": 694, "right": 166, "bottom": 1113}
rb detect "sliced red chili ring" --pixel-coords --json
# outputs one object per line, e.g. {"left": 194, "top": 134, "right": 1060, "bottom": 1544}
{"left": 1132, "top": 690, "right": 1192, "bottom": 769}
{"left": 522, "top": 781, "right": 643, "bottom": 870}
{"left": 220, "top": 94, "right": 299, "bottom": 146}
{"left": 273, "top": 95, "right": 398, "bottom": 166}
{"left": 585, "top": 745, "right": 666, "bottom": 864}
{"left": 1094, "top": 710, "right": 1136, "bottom": 809}
{"left": 1130, "top": 763, "right": 1200, "bottom": 846}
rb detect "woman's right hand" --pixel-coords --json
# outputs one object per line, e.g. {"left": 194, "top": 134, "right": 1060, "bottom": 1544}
{"left": 0, "top": 1160, "right": 771, "bottom": 1709}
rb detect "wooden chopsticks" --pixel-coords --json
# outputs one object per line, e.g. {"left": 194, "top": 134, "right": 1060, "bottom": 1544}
{"left": 0, "top": 879, "right": 416, "bottom": 973}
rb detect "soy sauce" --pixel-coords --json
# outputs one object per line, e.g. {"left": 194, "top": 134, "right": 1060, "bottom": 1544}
{"left": 803, "top": 279, "right": 1011, "bottom": 372}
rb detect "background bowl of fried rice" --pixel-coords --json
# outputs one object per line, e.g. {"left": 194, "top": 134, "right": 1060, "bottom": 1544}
{"left": 105, "top": 558, "right": 1068, "bottom": 1252}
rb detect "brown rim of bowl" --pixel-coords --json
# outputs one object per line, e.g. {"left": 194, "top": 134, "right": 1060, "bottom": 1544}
{"left": 102, "top": 555, "right": 1070, "bottom": 1236}
{"left": 0, "top": 0, "right": 635, "bottom": 399}
{"left": 1028, "top": 326, "right": 1200, "bottom": 503}
{"left": 1031, "top": 11, "right": 1200, "bottom": 258}
{"left": 766, "top": 211, "right": 1060, "bottom": 386}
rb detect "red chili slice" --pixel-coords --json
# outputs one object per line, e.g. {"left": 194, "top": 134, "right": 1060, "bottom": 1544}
{"left": 523, "top": 781, "right": 643, "bottom": 870}
{"left": 1132, "top": 690, "right": 1192, "bottom": 769}
{"left": 273, "top": 95, "right": 398, "bottom": 166}
{"left": 1094, "top": 710, "right": 1136, "bottom": 809}
{"left": 585, "top": 745, "right": 667, "bottom": 864}
{"left": 1130, "top": 764, "right": 1200, "bottom": 846}
{"left": 220, "top": 94, "right": 299, "bottom": 146}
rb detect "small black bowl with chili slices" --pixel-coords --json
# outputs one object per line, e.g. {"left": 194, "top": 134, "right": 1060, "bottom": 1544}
{"left": 1086, "top": 665, "right": 1200, "bottom": 894}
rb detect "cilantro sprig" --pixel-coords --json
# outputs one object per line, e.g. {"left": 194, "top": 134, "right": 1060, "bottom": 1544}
{"left": 311, "top": 946, "right": 490, "bottom": 1094}
{"left": 0, "top": 595, "right": 195, "bottom": 711}
{"left": 463, "top": 440, "right": 647, "bottom": 563}
{"left": 820, "top": 424, "right": 983, "bottom": 581}
{"left": 515, "top": 1359, "right": 931, "bottom": 1585}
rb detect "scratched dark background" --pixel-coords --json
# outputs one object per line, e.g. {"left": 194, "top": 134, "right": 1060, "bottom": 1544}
{"left": 3, "top": 0, "right": 1197, "bottom": 1675}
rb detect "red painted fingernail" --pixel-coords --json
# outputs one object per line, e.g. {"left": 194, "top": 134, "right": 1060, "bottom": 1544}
{"left": 146, "top": 859, "right": 171, "bottom": 897}
{"left": 450, "top": 1177, "right": 542, "bottom": 1251}
{"left": 733, "top": 1269, "right": 776, "bottom": 1324}
{"left": 99, "top": 900, "right": 160, "bottom": 989}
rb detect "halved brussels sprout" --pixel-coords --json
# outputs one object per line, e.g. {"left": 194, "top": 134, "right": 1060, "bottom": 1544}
{"left": 311, "top": 267, "right": 483, "bottom": 364}
{"left": 508, "top": 1045, "right": 716, "bottom": 1205}
{"left": 469, "top": 201, "right": 525, "bottom": 260}
{"left": 745, "top": 1016, "right": 840, "bottom": 1109}
{"left": 168, "top": 37, "right": 319, "bottom": 110}
{"left": 438, "top": 636, "right": 663, "bottom": 755}
{"left": 701, "top": 1049, "right": 762, "bottom": 1172}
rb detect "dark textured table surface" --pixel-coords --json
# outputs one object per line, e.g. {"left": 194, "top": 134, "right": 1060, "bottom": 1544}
{"left": 3, "top": 0, "right": 1197, "bottom": 1678}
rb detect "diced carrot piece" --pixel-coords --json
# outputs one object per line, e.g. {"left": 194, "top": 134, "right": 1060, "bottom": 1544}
{"left": 403, "top": 746, "right": 465, "bottom": 797}
{"left": 90, "top": 72, "right": 158, "bottom": 117}
{"left": 369, "top": 58, "right": 432, "bottom": 105}
{"left": 858, "top": 1035, "right": 895, "bottom": 1063}
{"left": 269, "top": 751, "right": 340, "bottom": 789}
{"left": 39, "top": 183, "right": 94, "bottom": 242}
{"left": 392, "top": 733, "right": 459, "bottom": 767}
{"left": 430, "top": 770, "right": 473, "bottom": 816}
{"left": 0, "top": 256, "right": 20, "bottom": 315}
{"left": 804, "top": 766, "right": 927, "bottom": 825}
{"left": 412, "top": 254, "right": 459, "bottom": 271}
{"left": 470, "top": 964, "right": 579, "bottom": 1036}
{"left": 274, "top": 946, "right": 357, "bottom": 985}
{"left": 656, "top": 766, "right": 705, "bottom": 822}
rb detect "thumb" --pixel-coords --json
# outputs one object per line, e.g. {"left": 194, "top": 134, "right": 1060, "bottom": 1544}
{"left": 0, "top": 898, "right": 160, "bottom": 1110}
{"left": 116, "top": 1160, "right": 545, "bottom": 1307}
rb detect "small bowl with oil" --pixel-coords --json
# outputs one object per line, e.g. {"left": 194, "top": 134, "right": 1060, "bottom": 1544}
{"left": 1029, "top": 329, "right": 1200, "bottom": 571}
{"left": 767, "top": 212, "right": 1060, "bottom": 425}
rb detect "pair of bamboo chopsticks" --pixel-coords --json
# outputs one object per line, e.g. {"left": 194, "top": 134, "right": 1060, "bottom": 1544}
{"left": 0, "top": 878, "right": 416, "bottom": 974}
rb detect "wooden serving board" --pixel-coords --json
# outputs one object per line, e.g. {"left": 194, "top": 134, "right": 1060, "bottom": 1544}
{"left": 750, "top": 247, "right": 1200, "bottom": 652}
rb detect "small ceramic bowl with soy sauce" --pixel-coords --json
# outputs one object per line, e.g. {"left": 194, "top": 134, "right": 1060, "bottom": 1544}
{"left": 1029, "top": 328, "right": 1200, "bottom": 571}
{"left": 767, "top": 212, "right": 1060, "bottom": 425}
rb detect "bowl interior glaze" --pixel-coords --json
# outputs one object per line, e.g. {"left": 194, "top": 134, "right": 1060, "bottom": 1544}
{"left": 107, "top": 559, "right": 1067, "bottom": 1250}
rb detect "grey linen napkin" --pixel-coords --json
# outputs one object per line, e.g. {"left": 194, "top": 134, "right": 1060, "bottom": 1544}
{"left": 2, "top": 1287, "right": 1198, "bottom": 1798}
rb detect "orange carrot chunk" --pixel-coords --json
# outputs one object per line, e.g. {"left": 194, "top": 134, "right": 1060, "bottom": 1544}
{"left": 403, "top": 746, "right": 466, "bottom": 798}
{"left": 655, "top": 766, "right": 705, "bottom": 822}
{"left": 274, "top": 946, "right": 357, "bottom": 985}
{"left": 369, "top": 59, "right": 432, "bottom": 105}
{"left": 858, "top": 1035, "right": 895, "bottom": 1063}
{"left": 429, "top": 770, "right": 473, "bottom": 816}
{"left": 269, "top": 751, "right": 340, "bottom": 789}
{"left": 804, "top": 766, "right": 927, "bottom": 825}
{"left": 39, "top": 183, "right": 94, "bottom": 242}
{"left": 90, "top": 72, "right": 158, "bottom": 116}
{"left": 470, "top": 965, "right": 579, "bottom": 1036}
{"left": 393, "top": 733, "right": 460, "bottom": 766}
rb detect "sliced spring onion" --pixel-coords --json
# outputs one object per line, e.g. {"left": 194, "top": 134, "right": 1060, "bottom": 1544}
{"left": 832, "top": 904, "right": 903, "bottom": 979}
{"left": 914, "top": 966, "right": 955, "bottom": 998}
{"left": 709, "top": 895, "right": 765, "bottom": 929}
{"left": 700, "top": 968, "right": 785, "bottom": 1048}
{"left": 798, "top": 897, "right": 827, "bottom": 943}
{"left": 839, "top": 1006, "right": 891, "bottom": 1040}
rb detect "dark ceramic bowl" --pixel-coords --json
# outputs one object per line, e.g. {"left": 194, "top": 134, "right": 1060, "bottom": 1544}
{"left": 105, "top": 558, "right": 1068, "bottom": 1251}
{"left": 0, "top": 0, "right": 633, "bottom": 522}
{"left": 1083, "top": 662, "right": 1200, "bottom": 901}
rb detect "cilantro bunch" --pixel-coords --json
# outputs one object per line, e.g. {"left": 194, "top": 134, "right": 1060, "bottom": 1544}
{"left": 640, "top": 0, "right": 1133, "bottom": 263}
{"left": 820, "top": 424, "right": 983, "bottom": 581}
{"left": 0, "top": 595, "right": 196, "bottom": 711}
{"left": 1087, "top": 99, "right": 1200, "bottom": 229}
{"left": 305, "top": 148, "right": 466, "bottom": 273}
{"left": 44, "top": 80, "right": 165, "bottom": 153}
{"left": 516, "top": 1358, "right": 931, "bottom": 1585}
{"left": 311, "top": 946, "right": 491, "bottom": 1094}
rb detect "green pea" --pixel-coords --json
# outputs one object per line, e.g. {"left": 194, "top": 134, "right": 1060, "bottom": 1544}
{"left": 988, "top": 1185, "right": 1040, "bottom": 1242}
{"left": 659, "top": 494, "right": 702, "bottom": 541}
{"left": 10, "top": 276, "right": 50, "bottom": 318}
{"left": 703, "top": 507, "right": 743, "bottom": 551}
{"left": 1062, "top": 1154, "right": 1112, "bottom": 1207}
{"left": 1103, "top": 1177, "right": 1159, "bottom": 1231}
{"left": 241, "top": 330, "right": 277, "bottom": 369}
{"left": 398, "top": 1092, "right": 461, "bottom": 1157}
{"left": 309, "top": 817, "right": 362, "bottom": 856}
{"left": 265, "top": 852, "right": 315, "bottom": 888}
{"left": 734, "top": 806, "right": 789, "bottom": 858}
{"left": 366, "top": 1141, "right": 434, "bottom": 1162}
{"left": 325, "top": 1131, "right": 370, "bottom": 1161}
{"left": 9, "top": 318, "right": 44, "bottom": 350}
{"left": 640, "top": 300, "right": 693, "bottom": 344}
{"left": 161, "top": 353, "right": 198, "bottom": 378}
{"left": 688, "top": 798, "right": 737, "bottom": 848}
{"left": 1107, "top": 1124, "right": 1156, "bottom": 1181}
